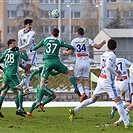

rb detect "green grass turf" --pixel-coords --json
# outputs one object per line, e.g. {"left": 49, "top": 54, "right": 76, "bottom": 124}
{"left": 0, "top": 107, "right": 132, "bottom": 133}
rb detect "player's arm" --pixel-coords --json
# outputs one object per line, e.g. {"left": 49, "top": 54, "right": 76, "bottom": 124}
{"left": 0, "top": 65, "right": 4, "bottom": 71}
{"left": 106, "top": 58, "right": 120, "bottom": 77}
{"left": 124, "top": 59, "right": 132, "bottom": 67}
{"left": 93, "top": 40, "right": 106, "bottom": 49}
{"left": 31, "top": 39, "right": 44, "bottom": 51}
{"left": 19, "top": 32, "right": 36, "bottom": 50}
{"left": 18, "top": 33, "right": 22, "bottom": 48}
{"left": 29, "top": 69, "right": 39, "bottom": 81}
{"left": 0, "top": 53, "right": 5, "bottom": 63}
{"left": 19, "top": 63, "right": 25, "bottom": 69}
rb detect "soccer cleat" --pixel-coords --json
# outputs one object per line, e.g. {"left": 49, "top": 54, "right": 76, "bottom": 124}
{"left": 39, "top": 105, "right": 45, "bottom": 112}
{"left": 0, "top": 112, "right": 4, "bottom": 118}
{"left": 21, "top": 108, "right": 27, "bottom": 115}
{"left": 80, "top": 93, "right": 87, "bottom": 103}
{"left": 110, "top": 106, "right": 117, "bottom": 119}
{"left": 23, "top": 89, "right": 30, "bottom": 96}
{"left": 113, "top": 121, "right": 121, "bottom": 126}
{"left": 27, "top": 112, "right": 34, "bottom": 118}
{"left": 69, "top": 109, "right": 75, "bottom": 122}
{"left": 16, "top": 109, "right": 25, "bottom": 117}
{"left": 14, "top": 84, "right": 23, "bottom": 90}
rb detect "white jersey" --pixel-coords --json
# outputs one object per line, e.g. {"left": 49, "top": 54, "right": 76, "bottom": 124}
{"left": 100, "top": 50, "right": 118, "bottom": 83}
{"left": 71, "top": 36, "right": 95, "bottom": 60}
{"left": 93, "top": 50, "right": 120, "bottom": 100}
{"left": 129, "top": 64, "right": 133, "bottom": 93}
{"left": 71, "top": 37, "right": 95, "bottom": 79}
{"left": 115, "top": 58, "right": 132, "bottom": 101}
{"left": 18, "top": 28, "right": 37, "bottom": 66}
{"left": 115, "top": 58, "right": 132, "bottom": 82}
{"left": 18, "top": 28, "right": 36, "bottom": 52}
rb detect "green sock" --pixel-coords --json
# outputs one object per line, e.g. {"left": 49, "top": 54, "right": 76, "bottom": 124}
{"left": 29, "top": 102, "right": 36, "bottom": 113}
{"left": 38, "top": 88, "right": 44, "bottom": 102}
{"left": 69, "top": 76, "right": 78, "bottom": 91}
{"left": 14, "top": 96, "right": 19, "bottom": 109}
{"left": 18, "top": 92, "right": 23, "bottom": 109}
{"left": 42, "top": 96, "right": 54, "bottom": 106}
{"left": 0, "top": 95, "right": 4, "bottom": 109}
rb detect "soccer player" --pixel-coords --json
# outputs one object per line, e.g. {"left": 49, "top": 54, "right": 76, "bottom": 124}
{"left": 30, "top": 28, "right": 78, "bottom": 108}
{"left": 69, "top": 39, "right": 130, "bottom": 128}
{"left": 63, "top": 27, "right": 106, "bottom": 102}
{"left": 15, "top": 18, "right": 37, "bottom": 96}
{"left": 0, "top": 39, "right": 28, "bottom": 117}
{"left": 110, "top": 58, "right": 132, "bottom": 119}
{"left": 27, "top": 66, "right": 59, "bottom": 117}
{"left": 113, "top": 64, "right": 133, "bottom": 126}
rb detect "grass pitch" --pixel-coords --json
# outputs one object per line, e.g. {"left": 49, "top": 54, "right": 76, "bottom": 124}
{"left": 0, "top": 107, "right": 132, "bottom": 133}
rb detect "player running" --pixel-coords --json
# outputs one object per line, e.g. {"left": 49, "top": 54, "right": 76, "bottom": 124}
{"left": 110, "top": 58, "right": 132, "bottom": 119}
{"left": 68, "top": 39, "right": 130, "bottom": 128}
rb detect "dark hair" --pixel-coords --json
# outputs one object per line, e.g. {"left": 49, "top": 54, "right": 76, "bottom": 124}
{"left": 24, "top": 19, "right": 33, "bottom": 25}
{"left": 76, "top": 27, "right": 84, "bottom": 35}
{"left": 107, "top": 39, "right": 117, "bottom": 50}
{"left": 7, "top": 39, "right": 16, "bottom": 46}
{"left": 51, "top": 28, "right": 59, "bottom": 37}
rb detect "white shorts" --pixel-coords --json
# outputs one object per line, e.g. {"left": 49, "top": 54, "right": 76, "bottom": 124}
{"left": 74, "top": 59, "right": 90, "bottom": 79}
{"left": 22, "top": 51, "right": 37, "bottom": 66}
{"left": 115, "top": 80, "right": 130, "bottom": 101}
{"left": 93, "top": 77, "right": 120, "bottom": 100}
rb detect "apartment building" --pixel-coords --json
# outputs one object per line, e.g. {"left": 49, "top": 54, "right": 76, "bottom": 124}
{"left": 0, "top": 0, "right": 132, "bottom": 52}
{"left": 0, "top": 0, "right": 98, "bottom": 51}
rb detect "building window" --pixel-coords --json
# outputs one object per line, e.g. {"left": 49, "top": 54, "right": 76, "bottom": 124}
{"left": 40, "top": 11, "right": 51, "bottom": 18}
{"left": 123, "top": 10, "right": 132, "bottom": 18}
{"left": 107, "top": 0, "right": 117, "bottom": 2}
{"left": 61, "top": 26, "right": 65, "bottom": 33}
{"left": 61, "top": 11, "right": 65, "bottom": 18}
{"left": 8, "top": 10, "right": 17, "bottom": 19}
{"left": 123, "top": 0, "right": 133, "bottom": 3}
{"left": 71, "top": 26, "right": 80, "bottom": 34}
{"left": 72, "top": 12, "right": 81, "bottom": 18}
{"left": 8, "top": 0, "right": 19, "bottom": 4}
{"left": 39, "top": 0, "right": 58, "bottom": 3}
{"left": 107, "top": 10, "right": 117, "bottom": 18}
{"left": 71, "top": 0, "right": 80, "bottom": 3}
{"left": 7, "top": 26, "right": 16, "bottom": 34}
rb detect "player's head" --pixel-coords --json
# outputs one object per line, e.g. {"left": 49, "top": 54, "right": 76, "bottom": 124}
{"left": 24, "top": 19, "right": 33, "bottom": 25}
{"left": 107, "top": 39, "right": 117, "bottom": 50}
{"left": 76, "top": 27, "right": 84, "bottom": 36}
{"left": 7, "top": 39, "right": 16, "bottom": 48}
{"left": 51, "top": 28, "right": 59, "bottom": 37}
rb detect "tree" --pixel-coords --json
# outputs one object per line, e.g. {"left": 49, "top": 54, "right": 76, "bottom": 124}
{"left": 106, "top": 8, "right": 129, "bottom": 29}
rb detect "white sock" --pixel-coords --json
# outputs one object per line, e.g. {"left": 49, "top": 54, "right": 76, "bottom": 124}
{"left": 123, "top": 101, "right": 130, "bottom": 109}
{"left": 84, "top": 86, "right": 89, "bottom": 97}
{"left": 25, "top": 74, "right": 30, "bottom": 90}
{"left": 74, "top": 98, "right": 95, "bottom": 114}
{"left": 116, "top": 101, "right": 129, "bottom": 126}
{"left": 77, "top": 84, "right": 84, "bottom": 95}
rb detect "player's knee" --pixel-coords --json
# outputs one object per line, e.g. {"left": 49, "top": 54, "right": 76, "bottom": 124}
{"left": 52, "top": 93, "right": 56, "bottom": 99}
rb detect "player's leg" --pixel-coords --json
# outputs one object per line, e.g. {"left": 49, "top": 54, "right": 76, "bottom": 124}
{"left": 0, "top": 86, "right": 9, "bottom": 118}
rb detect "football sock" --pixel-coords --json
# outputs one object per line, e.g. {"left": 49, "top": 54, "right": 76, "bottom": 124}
{"left": 37, "top": 88, "right": 45, "bottom": 102}
{"left": 18, "top": 92, "right": 23, "bottom": 109}
{"left": 74, "top": 98, "right": 95, "bottom": 113}
{"left": 42, "top": 96, "right": 54, "bottom": 106}
{"left": 116, "top": 100, "right": 129, "bottom": 126}
{"left": 14, "top": 95, "right": 19, "bottom": 109}
{"left": 77, "top": 84, "right": 84, "bottom": 95}
{"left": 84, "top": 86, "right": 89, "bottom": 97}
{"left": 69, "top": 76, "right": 78, "bottom": 92}
{"left": 29, "top": 102, "right": 36, "bottom": 113}
{"left": 0, "top": 96, "right": 4, "bottom": 109}
{"left": 25, "top": 74, "right": 30, "bottom": 90}
{"left": 123, "top": 101, "right": 130, "bottom": 109}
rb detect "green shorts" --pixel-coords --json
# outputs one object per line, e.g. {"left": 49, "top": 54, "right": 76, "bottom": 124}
{"left": 41, "top": 58, "right": 68, "bottom": 79}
